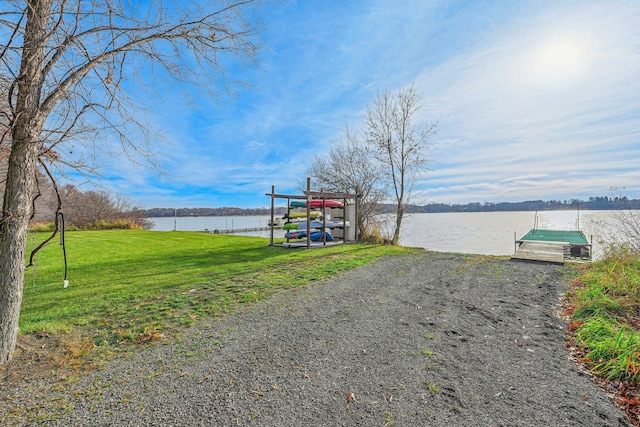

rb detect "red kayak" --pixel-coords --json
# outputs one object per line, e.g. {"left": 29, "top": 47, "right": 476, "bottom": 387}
{"left": 308, "top": 199, "right": 343, "bottom": 208}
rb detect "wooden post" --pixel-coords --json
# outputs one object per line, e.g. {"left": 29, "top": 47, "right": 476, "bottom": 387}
{"left": 269, "top": 186, "right": 275, "bottom": 245}
{"left": 339, "top": 198, "right": 344, "bottom": 242}
{"left": 285, "top": 197, "right": 291, "bottom": 243}
{"left": 306, "top": 177, "right": 311, "bottom": 249}
{"left": 321, "top": 189, "right": 326, "bottom": 245}
{"left": 355, "top": 194, "right": 360, "bottom": 242}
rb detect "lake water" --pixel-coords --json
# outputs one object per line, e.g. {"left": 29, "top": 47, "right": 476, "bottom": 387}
{"left": 147, "top": 210, "right": 623, "bottom": 258}
{"left": 149, "top": 215, "right": 274, "bottom": 233}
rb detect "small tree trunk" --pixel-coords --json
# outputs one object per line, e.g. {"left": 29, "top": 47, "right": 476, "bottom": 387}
{"left": 392, "top": 187, "right": 406, "bottom": 245}
{"left": 392, "top": 208, "right": 403, "bottom": 245}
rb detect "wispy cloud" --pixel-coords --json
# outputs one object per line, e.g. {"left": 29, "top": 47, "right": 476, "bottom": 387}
{"left": 413, "top": 0, "right": 640, "bottom": 204}
{"left": 88, "top": 0, "right": 640, "bottom": 208}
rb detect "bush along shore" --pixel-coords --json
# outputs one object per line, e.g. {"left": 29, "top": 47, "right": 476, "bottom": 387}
{"left": 563, "top": 246, "right": 640, "bottom": 425}
{"left": 0, "top": 230, "right": 637, "bottom": 425}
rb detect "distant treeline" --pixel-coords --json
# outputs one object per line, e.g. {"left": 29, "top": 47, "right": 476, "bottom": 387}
{"left": 137, "top": 196, "right": 640, "bottom": 217}
{"left": 137, "top": 206, "right": 287, "bottom": 217}
{"left": 405, "top": 196, "right": 640, "bottom": 213}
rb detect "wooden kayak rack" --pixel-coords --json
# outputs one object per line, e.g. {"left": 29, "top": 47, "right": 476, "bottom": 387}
{"left": 266, "top": 178, "right": 361, "bottom": 249}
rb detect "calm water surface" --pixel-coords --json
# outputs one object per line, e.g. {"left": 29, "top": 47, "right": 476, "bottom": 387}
{"left": 147, "top": 210, "right": 620, "bottom": 257}
{"left": 149, "top": 215, "right": 273, "bottom": 233}
{"left": 400, "top": 211, "right": 615, "bottom": 256}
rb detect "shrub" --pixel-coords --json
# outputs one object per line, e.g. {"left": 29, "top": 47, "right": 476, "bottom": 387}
{"left": 28, "top": 221, "right": 57, "bottom": 233}
{"left": 28, "top": 219, "right": 143, "bottom": 232}
{"left": 86, "top": 219, "right": 145, "bottom": 230}
{"left": 566, "top": 244, "right": 640, "bottom": 383}
{"left": 361, "top": 216, "right": 394, "bottom": 244}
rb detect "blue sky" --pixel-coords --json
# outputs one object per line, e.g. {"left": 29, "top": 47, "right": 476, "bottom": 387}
{"left": 96, "top": 0, "right": 640, "bottom": 209}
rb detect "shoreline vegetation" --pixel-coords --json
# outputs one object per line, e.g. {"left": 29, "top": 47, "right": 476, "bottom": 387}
{"left": 135, "top": 196, "right": 640, "bottom": 218}
{"left": 1, "top": 230, "right": 639, "bottom": 424}
{"left": 564, "top": 247, "right": 640, "bottom": 423}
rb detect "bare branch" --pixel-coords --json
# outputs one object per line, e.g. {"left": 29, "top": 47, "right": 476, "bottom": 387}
{"left": 308, "top": 123, "right": 388, "bottom": 239}
{"left": 0, "top": 0, "right": 265, "bottom": 364}
{"left": 28, "top": 158, "right": 61, "bottom": 267}
{"left": 0, "top": 7, "right": 25, "bottom": 64}
{"left": 365, "top": 83, "right": 437, "bottom": 244}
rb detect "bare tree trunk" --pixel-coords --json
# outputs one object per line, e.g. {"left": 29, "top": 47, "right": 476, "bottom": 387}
{"left": 393, "top": 206, "right": 404, "bottom": 245}
{"left": 306, "top": 124, "right": 388, "bottom": 241}
{"left": 365, "top": 84, "right": 435, "bottom": 246}
{"left": 0, "top": 137, "right": 38, "bottom": 363}
{"left": 0, "top": 0, "right": 50, "bottom": 363}
{"left": 0, "top": 0, "right": 262, "bottom": 364}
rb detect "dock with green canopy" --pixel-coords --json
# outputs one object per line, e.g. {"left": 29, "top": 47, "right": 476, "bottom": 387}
{"left": 512, "top": 229, "right": 592, "bottom": 263}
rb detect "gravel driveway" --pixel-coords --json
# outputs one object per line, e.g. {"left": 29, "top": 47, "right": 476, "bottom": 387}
{"left": 7, "top": 252, "right": 631, "bottom": 426}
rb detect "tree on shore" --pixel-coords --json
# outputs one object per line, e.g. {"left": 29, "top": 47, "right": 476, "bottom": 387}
{"left": 48, "top": 184, "right": 146, "bottom": 229}
{"left": 308, "top": 85, "right": 436, "bottom": 244}
{"left": 364, "top": 84, "right": 437, "bottom": 245}
{"left": 596, "top": 188, "right": 640, "bottom": 254}
{"left": 307, "top": 124, "right": 387, "bottom": 239}
{"left": 0, "top": 0, "right": 263, "bottom": 364}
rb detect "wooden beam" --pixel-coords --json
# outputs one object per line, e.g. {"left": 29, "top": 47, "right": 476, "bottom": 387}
{"left": 304, "top": 190, "right": 360, "bottom": 199}
{"left": 512, "top": 241, "right": 566, "bottom": 263}
{"left": 264, "top": 193, "right": 308, "bottom": 200}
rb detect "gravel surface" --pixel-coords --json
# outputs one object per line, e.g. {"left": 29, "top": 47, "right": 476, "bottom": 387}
{"left": 3, "top": 252, "right": 631, "bottom": 426}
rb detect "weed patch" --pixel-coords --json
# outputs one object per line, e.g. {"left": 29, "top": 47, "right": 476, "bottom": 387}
{"left": 563, "top": 247, "right": 640, "bottom": 424}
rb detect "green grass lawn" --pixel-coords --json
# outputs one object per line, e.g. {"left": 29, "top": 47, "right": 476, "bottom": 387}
{"left": 565, "top": 247, "right": 640, "bottom": 384}
{"left": 23, "top": 230, "right": 413, "bottom": 349}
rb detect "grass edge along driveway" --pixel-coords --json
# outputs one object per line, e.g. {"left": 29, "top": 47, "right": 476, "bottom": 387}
{"left": 21, "top": 230, "right": 416, "bottom": 358}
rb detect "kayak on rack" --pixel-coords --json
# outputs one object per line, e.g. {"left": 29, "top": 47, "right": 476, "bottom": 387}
{"left": 284, "top": 220, "right": 350, "bottom": 231}
{"left": 296, "top": 220, "right": 325, "bottom": 229}
{"left": 310, "top": 230, "right": 332, "bottom": 241}
{"left": 284, "top": 230, "right": 333, "bottom": 241}
{"left": 284, "top": 230, "right": 307, "bottom": 239}
{"left": 285, "top": 210, "right": 322, "bottom": 219}
{"left": 289, "top": 200, "right": 306, "bottom": 208}
{"left": 309, "top": 199, "right": 343, "bottom": 208}
{"left": 289, "top": 200, "right": 344, "bottom": 208}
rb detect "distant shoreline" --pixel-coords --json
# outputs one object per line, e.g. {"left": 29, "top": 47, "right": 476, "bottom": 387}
{"left": 137, "top": 198, "right": 640, "bottom": 218}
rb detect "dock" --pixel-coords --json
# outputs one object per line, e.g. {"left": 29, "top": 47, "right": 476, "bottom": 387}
{"left": 512, "top": 229, "right": 592, "bottom": 263}
{"left": 206, "top": 226, "right": 274, "bottom": 234}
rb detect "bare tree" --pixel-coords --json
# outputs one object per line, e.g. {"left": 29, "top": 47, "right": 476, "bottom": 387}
{"left": 0, "top": 75, "right": 11, "bottom": 194}
{"left": 596, "top": 189, "right": 640, "bottom": 255}
{"left": 0, "top": 0, "right": 263, "bottom": 364}
{"left": 49, "top": 184, "right": 143, "bottom": 228}
{"left": 365, "top": 84, "right": 437, "bottom": 245}
{"left": 307, "top": 124, "right": 387, "bottom": 239}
